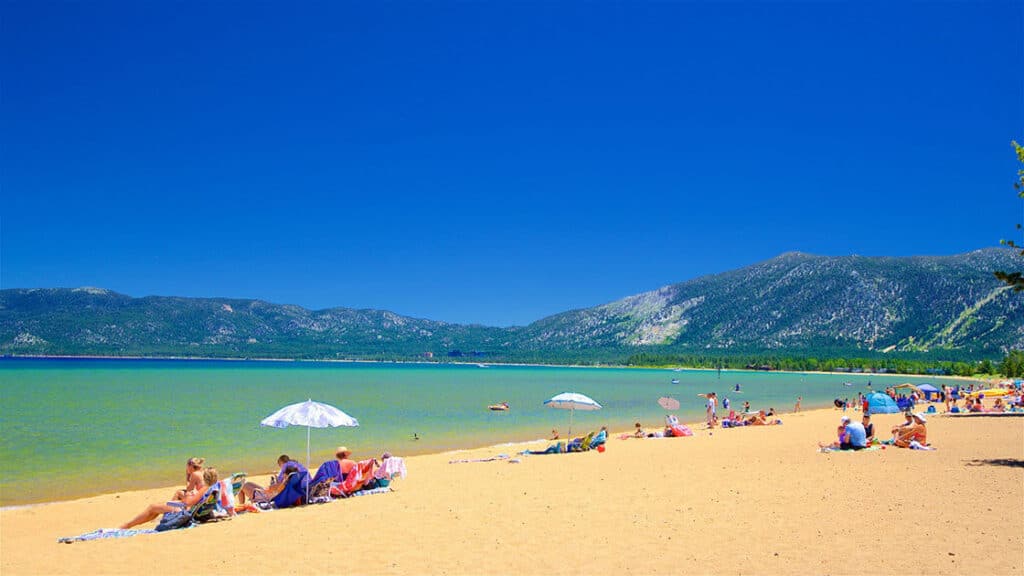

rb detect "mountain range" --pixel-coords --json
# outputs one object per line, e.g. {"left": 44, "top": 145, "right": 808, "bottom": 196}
{"left": 2, "top": 248, "right": 1022, "bottom": 362}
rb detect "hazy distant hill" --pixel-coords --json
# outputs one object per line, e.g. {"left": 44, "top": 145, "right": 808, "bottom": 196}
{"left": 2, "top": 248, "right": 1022, "bottom": 361}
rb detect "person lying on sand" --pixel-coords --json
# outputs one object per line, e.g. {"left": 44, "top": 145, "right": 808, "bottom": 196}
{"left": 121, "top": 467, "right": 218, "bottom": 529}
{"left": 746, "top": 410, "right": 769, "bottom": 426}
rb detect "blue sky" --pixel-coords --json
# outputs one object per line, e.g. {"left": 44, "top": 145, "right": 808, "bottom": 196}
{"left": 2, "top": 2, "right": 1022, "bottom": 326}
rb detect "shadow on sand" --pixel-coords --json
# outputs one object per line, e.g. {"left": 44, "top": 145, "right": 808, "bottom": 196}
{"left": 964, "top": 458, "right": 1024, "bottom": 468}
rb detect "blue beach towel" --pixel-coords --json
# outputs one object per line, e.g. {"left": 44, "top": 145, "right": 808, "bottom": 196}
{"left": 58, "top": 528, "right": 158, "bottom": 544}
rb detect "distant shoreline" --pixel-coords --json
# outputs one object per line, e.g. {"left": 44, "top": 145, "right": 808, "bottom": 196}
{"left": 0, "top": 353, "right": 988, "bottom": 382}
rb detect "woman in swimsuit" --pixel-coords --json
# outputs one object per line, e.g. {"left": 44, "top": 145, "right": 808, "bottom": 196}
{"left": 172, "top": 457, "right": 205, "bottom": 502}
{"left": 121, "top": 467, "right": 218, "bottom": 529}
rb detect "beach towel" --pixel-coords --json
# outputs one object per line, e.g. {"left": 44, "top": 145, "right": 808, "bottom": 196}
{"left": 449, "top": 454, "right": 511, "bottom": 464}
{"left": 58, "top": 528, "right": 159, "bottom": 543}
{"left": 271, "top": 472, "right": 308, "bottom": 509}
{"left": 818, "top": 445, "right": 881, "bottom": 453}
{"left": 311, "top": 460, "right": 344, "bottom": 486}
{"left": 347, "top": 486, "right": 391, "bottom": 498}
{"left": 669, "top": 424, "right": 693, "bottom": 437}
{"left": 332, "top": 459, "right": 375, "bottom": 496}
{"left": 375, "top": 456, "right": 407, "bottom": 482}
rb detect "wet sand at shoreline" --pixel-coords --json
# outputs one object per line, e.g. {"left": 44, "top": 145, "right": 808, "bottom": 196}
{"left": 2, "top": 407, "right": 1021, "bottom": 575}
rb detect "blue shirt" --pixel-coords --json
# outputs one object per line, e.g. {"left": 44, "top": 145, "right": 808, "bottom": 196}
{"left": 845, "top": 422, "right": 867, "bottom": 447}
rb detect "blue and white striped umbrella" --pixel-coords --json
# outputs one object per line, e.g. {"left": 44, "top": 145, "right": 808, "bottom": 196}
{"left": 544, "top": 392, "right": 601, "bottom": 437}
{"left": 261, "top": 399, "right": 359, "bottom": 496}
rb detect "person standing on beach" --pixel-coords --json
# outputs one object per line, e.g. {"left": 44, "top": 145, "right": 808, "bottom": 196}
{"left": 794, "top": 397, "right": 802, "bottom": 413}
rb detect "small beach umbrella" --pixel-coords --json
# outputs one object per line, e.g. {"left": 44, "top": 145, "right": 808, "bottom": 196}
{"left": 261, "top": 399, "right": 359, "bottom": 500}
{"left": 544, "top": 392, "right": 601, "bottom": 438}
{"left": 658, "top": 396, "right": 680, "bottom": 411}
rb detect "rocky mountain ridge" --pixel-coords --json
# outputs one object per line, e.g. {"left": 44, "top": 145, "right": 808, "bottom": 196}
{"left": 2, "top": 248, "right": 1021, "bottom": 360}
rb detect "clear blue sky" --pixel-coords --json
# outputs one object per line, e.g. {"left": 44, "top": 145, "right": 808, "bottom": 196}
{"left": 2, "top": 2, "right": 1022, "bottom": 326}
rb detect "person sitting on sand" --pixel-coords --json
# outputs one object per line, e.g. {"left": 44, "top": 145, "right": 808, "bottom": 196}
{"left": 274, "top": 454, "right": 308, "bottom": 484}
{"left": 237, "top": 464, "right": 300, "bottom": 506}
{"left": 819, "top": 416, "right": 865, "bottom": 450}
{"left": 894, "top": 413, "right": 927, "bottom": 448}
{"left": 992, "top": 398, "right": 1006, "bottom": 412}
{"left": 862, "top": 413, "right": 875, "bottom": 444}
{"left": 969, "top": 399, "right": 984, "bottom": 413}
{"left": 172, "top": 457, "right": 206, "bottom": 502}
{"left": 891, "top": 412, "right": 913, "bottom": 436}
{"left": 843, "top": 416, "right": 867, "bottom": 449}
{"left": 819, "top": 418, "right": 849, "bottom": 450}
{"left": 634, "top": 422, "right": 645, "bottom": 438}
{"left": 310, "top": 447, "right": 357, "bottom": 487}
{"left": 121, "top": 467, "right": 218, "bottom": 529}
{"left": 590, "top": 426, "right": 608, "bottom": 449}
{"left": 550, "top": 428, "right": 560, "bottom": 440}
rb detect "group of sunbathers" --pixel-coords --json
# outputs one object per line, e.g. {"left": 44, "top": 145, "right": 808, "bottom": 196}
{"left": 818, "top": 411, "right": 931, "bottom": 451}
{"left": 121, "top": 448, "right": 406, "bottom": 530}
{"left": 527, "top": 426, "right": 608, "bottom": 454}
{"left": 720, "top": 408, "right": 781, "bottom": 428}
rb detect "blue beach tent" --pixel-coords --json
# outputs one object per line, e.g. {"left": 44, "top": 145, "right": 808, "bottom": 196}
{"left": 866, "top": 392, "right": 901, "bottom": 414}
{"left": 918, "top": 383, "right": 940, "bottom": 401}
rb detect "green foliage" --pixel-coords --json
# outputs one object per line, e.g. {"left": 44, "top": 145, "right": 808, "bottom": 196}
{"left": 1001, "top": 350, "right": 1024, "bottom": 378}
{"left": 624, "top": 350, "right": 1005, "bottom": 377}
{"left": 994, "top": 140, "right": 1024, "bottom": 291}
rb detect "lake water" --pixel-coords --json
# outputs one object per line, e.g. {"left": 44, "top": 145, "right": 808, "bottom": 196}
{"left": 0, "top": 358, "right": 940, "bottom": 506}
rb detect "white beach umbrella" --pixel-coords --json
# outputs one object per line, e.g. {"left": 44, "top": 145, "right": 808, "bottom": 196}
{"left": 261, "top": 399, "right": 359, "bottom": 500}
{"left": 544, "top": 392, "right": 602, "bottom": 438}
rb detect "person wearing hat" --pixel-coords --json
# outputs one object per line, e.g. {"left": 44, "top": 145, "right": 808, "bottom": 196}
{"left": 894, "top": 413, "right": 928, "bottom": 448}
{"left": 843, "top": 415, "right": 867, "bottom": 450}
{"left": 309, "top": 446, "right": 357, "bottom": 488}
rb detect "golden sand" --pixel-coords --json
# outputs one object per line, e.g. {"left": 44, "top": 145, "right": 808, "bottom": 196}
{"left": 2, "top": 408, "right": 1021, "bottom": 575}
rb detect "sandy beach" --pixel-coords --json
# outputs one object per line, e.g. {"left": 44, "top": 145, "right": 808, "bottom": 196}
{"left": 2, "top": 407, "right": 1021, "bottom": 575}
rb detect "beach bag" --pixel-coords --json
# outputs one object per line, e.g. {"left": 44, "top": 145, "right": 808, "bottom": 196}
{"left": 155, "top": 509, "right": 192, "bottom": 532}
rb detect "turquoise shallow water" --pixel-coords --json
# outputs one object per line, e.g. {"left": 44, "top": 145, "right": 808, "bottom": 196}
{"left": 0, "top": 358, "right": 943, "bottom": 506}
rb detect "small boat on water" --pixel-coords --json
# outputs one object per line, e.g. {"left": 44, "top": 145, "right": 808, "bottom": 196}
{"left": 671, "top": 379, "right": 680, "bottom": 385}
{"left": 488, "top": 402, "right": 510, "bottom": 411}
